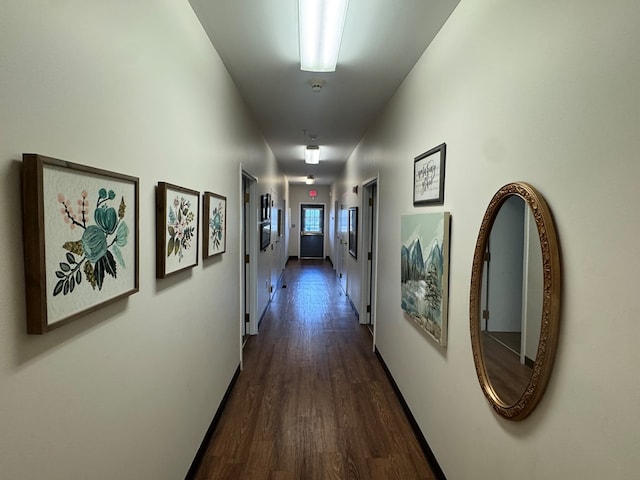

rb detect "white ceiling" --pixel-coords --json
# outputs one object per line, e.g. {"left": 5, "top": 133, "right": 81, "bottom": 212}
{"left": 188, "top": 0, "right": 461, "bottom": 185}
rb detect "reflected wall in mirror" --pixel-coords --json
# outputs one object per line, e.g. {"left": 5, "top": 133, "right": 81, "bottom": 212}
{"left": 470, "top": 182, "right": 561, "bottom": 420}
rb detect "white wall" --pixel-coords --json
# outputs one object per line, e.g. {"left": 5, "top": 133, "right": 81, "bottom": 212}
{"left": 0, "top": 1, "right": 284, "bottom": 479}
{"left": 336, "top": 0, "right": 640, "bottom": 478}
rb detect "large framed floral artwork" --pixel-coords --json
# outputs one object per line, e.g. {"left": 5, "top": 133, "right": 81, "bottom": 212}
{"left": 22, "top": 154, "right": 140, "bottom": 334}
{"left": 156, "top": 182, "right": 200, "bottom": 278}
{"left": 202, "top": 191, "right": 226, "bottom": 258}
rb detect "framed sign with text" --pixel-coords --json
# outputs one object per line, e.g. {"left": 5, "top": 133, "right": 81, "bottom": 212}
{"left": 413, "top": 143, "right": 446, "bottom": 205}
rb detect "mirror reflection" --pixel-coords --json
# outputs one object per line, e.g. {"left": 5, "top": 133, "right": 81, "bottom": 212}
{"left": 480, "top": 196, "right": 543, "bottom": 406}
{"left": 469, "top": 182, "right": 561, "bottom": 421}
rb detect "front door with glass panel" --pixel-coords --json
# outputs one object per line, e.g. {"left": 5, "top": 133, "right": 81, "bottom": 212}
{"left": 300, "top": 204, "right": 324, "bottom": 258}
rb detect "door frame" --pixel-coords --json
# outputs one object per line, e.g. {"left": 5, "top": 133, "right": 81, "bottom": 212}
{"left": 298, "top": 202, "right": 326, "bottom": 259}
{"left": 361, "top": 176, "right": 380, "bottom": 348}
{"left": 333, "top": 199, "right": 340, "bottom": 273}
{"left": 240, "top": 166, "right": 259, "bottom": 370}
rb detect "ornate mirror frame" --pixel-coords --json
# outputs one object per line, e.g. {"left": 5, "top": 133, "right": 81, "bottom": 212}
{"left": 469, "top": 182, "right": 561, "bottom": 420}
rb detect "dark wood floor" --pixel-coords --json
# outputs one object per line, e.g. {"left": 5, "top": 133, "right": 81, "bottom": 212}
{"left": 193, "top": 259, "right": 437, "bottom": 480}
{"left": 481, "top": 332, "right": 532, "bottom": 406}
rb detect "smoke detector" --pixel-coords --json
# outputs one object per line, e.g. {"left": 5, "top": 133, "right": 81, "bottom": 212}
{"left": 310, "top": 79, "right": 325, "bottom": 92}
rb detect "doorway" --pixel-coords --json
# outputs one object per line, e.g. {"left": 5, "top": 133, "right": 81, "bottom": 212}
{"left": 299, "top": 203, "right": 325, "bottom": 259}
{"left": 482, "top": 195, "right": 526, "bottom": 363}
{"left": 362, "top": 179, "right": 379, "bottom": 335}
{"left": 337, "top": 201, "right": 348, "bottom": 292}
{"left": 241, "top": 170, "right": 258, "bottom": 344}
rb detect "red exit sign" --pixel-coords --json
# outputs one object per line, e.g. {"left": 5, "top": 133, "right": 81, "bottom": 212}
{"left": 309, "top": 190, "right": 317, "bottom": 198}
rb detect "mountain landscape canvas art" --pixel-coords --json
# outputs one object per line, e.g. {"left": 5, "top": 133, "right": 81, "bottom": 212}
{"left": 401, "top": 212, "right": 451, "bottom": 346}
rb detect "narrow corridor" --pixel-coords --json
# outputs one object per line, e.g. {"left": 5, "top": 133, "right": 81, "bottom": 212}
{"left": 193, "top": 259, "right": 436, "bottom": 480}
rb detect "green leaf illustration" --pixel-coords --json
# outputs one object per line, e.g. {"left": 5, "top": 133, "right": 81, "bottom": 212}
{"left": 99, "top": 188, "right": 107, "bottom": 199}
{"left": 55, "top": 271, "right": 65, "bottom": 279}
{"left": 168, "top": 206, "right": 176, "bottom": 224}
{"left": 116, "top": 221, "right": 129, "bottom": 247}
{"left": 53, "top": 279, "right": 65, "bottom": 296}
{"left": 174, "top": 239, "right": 180, "bottom": 255}
{"left": 167, "top": 237, "right": 175, "bottom": 257}
{"left": 66, "top": 252, "right": 76, "bottom": 264}
{"left": 104, "top": 250, "right": 117, "bottom": 278}
{"left": 94, "top": 258, "right": 105, "bottom": 290}
{"left": 59, "top": 262, "right": 70, "bottom": 272}
{"left": 75, "top": 269, "right": 82, "bottom": 285}
{"left": 112, "top": 244, "right": 126, "bottom": 268}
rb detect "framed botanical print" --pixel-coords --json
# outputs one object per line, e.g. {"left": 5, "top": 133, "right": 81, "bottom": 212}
{"left": 156, "top": 182, "right": 199, "bottom": 278}
{"left": 22, "top": 153, "right": 139, "bottom": 334}
{"left": 202, "top": 191, "right": 226, "bottom": 258}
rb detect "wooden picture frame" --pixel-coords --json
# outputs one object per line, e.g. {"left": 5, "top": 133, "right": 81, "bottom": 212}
{"left": 413, "top": 143, "right": 446, "bottom": 205}
{"left": 348, "top": 206, "right": 358, "bottom": 258}
{"left": 22, "top": 153, "right": 139, "bottom": 334}
{"left": 156, "top": 182, "right": 200, "bottom": 278}
{"left": 202, "top": 191, "right": 226, "bottom": 258}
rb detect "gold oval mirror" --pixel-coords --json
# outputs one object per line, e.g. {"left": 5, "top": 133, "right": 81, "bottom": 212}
{"left": 470, "top": 182, "right": 561, "bottom": 420}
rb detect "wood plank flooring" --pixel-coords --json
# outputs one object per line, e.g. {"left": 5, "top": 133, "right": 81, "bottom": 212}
{"left": 481, "top": 332, "right": 532, "bottom": 406}
{"left": 193, "top": 259, "right": 437, "bottom": 480}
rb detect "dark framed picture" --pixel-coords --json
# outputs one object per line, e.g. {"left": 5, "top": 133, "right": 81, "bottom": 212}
{"left": 202, "top": 191, "right": 226, "bottom": 258}
{"left": 348, "top": 206, "right": 358, "bottom": 258}
{"left": 22, "top": 153, "right": 139, "bottom": 334}
{"left": 156, "top": 182, "right": 200, "bottom": 278}
{"left": 413, "top": 143, "right": 446, "bottom": 205}
{"left": 260, "top": 221, "right": 271, "bottom": 251}
{"left": 276, "top": 208, "right": 283, "bottom": 237}
{"left": 261, "top": 193, "right": 271, "bottom": 221}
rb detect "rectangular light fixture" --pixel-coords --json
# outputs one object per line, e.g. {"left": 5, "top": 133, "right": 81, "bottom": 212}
{"left": 305, "top": 145, "right": 320, "bottom": 164}
{"left": 306, "top": 175, "right": 316, "bottom": 185}
{"left": 299, "top": 0, "right": 349, "bottom": 72}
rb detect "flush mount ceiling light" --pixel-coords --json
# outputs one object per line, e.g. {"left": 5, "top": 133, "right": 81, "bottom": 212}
{"left": 299, "top": 0, "right": 350, "bottom": 72}
{"left": 305, "top": 175, "right": 316, "bottom": 185}
{"left": 305, "top": 145, "right": 320, "bottom": 164}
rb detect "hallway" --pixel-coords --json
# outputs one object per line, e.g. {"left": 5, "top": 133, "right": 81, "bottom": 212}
{"left": 193, "top": 260, "right": 437, "bottom": 480}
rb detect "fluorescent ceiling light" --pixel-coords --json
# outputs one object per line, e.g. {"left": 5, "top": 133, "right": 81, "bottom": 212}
{"left": 305, "top": 145, "right": 320, "bottom": 164}
{"left": 305, "top": 175, "right": 316, "bottom": 185}
{"left": 299, "top": 0, "right": 349, "bottom": 72}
